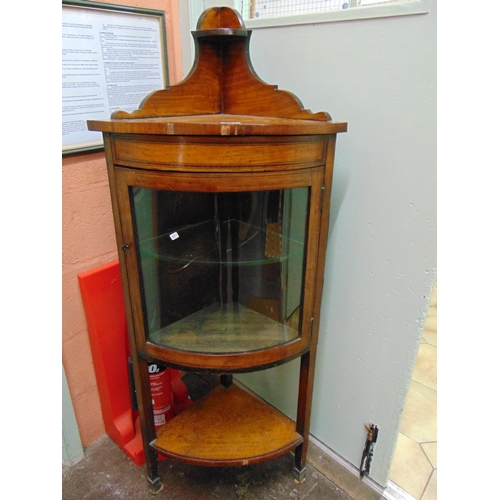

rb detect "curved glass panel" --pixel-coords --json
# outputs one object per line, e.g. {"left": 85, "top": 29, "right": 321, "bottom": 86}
{"left": 131, "top": 188, "right": 309, "bottom": 353}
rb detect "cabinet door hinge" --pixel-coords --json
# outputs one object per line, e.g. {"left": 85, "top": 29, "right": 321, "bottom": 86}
{"left": 320, "top": 186, "right": 325, "bottom": 213}
{"left": 309, "top": 317, "right": 314, "bottom": 338}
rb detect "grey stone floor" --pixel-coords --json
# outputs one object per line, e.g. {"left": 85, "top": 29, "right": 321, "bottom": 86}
{"left": 62, "top": 435, "right": 355, "bottom": 499}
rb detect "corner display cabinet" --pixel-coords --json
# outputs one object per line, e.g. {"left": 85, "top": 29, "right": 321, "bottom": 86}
{"left": 88, "top": 7, "right": 347, "bottom": 495}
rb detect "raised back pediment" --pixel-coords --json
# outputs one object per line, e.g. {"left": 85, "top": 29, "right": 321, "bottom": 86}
{"left": 112, "top": 7, "right": 330, "bottom": 121}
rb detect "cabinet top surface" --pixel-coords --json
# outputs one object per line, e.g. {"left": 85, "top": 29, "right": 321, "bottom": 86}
{"left": 88, "top": 113, "right": 347, "bottom": 136}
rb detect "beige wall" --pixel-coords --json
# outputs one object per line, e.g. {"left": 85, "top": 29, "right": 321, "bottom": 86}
{"left": 62, "top": 0, "right": 183, "bottom": 448}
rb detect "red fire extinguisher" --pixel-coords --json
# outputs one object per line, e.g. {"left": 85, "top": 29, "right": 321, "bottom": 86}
{"left": 148, "top": 363, "right": 174, "bottom": 429}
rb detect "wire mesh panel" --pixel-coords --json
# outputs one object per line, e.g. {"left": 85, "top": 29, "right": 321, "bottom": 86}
{"left": 240, "top": 0, "right": 351, "bottom": 19}
{"left": 239, "top": 0, "right": 398, "bottom": 20}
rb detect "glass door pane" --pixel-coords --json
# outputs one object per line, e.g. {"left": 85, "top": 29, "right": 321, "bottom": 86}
{"left": 130, "top": 187, "right": 309, "bottom": 354}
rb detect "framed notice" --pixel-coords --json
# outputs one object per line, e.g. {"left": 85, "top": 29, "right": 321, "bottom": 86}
{"left": 62, "top": 0, "right": 169, "bottom": 155}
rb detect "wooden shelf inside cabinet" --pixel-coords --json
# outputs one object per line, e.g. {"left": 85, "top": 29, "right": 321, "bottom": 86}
{"left": 151, "top": 384, "right": 302, "bottom": 466}
{"left": 149, "top": 302, "right": 299, "bottom": 354}
{"left": 86, "top": 5, "right": 347, "bottom": 494}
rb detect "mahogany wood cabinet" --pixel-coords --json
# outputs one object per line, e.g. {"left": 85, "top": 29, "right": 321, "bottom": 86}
{"left": 88, "top": 7, "right": 347, "bottom": 494}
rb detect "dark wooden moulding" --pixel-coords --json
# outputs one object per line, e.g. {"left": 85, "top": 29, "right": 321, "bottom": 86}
{"left": 88, "top": 6, "right": 347, "bottom": 495}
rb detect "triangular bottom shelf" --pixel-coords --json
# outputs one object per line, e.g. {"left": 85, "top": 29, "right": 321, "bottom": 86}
{"left": 151, "top": 384, "right": 302, "bottom": 466}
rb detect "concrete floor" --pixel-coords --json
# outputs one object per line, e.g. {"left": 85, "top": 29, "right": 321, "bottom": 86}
{"left": 63, "top": 373, "right": 355, "bottom": 500}
{"left": 62, "top": 435, "right": 355, "bottom": 500}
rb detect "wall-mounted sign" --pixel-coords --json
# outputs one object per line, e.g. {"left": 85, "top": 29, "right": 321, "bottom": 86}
{"left": 62, "top": 1, "right": 168, "bottom": 155}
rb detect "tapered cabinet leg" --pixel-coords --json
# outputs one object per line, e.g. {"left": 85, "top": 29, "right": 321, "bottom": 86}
{"left": 293, "top": 443, "right": 307, "bottom": 482}
{"left": 145, "top": 445, "right": 163, "bottom": 494}
{"left": 132, "top": 357, "right": 164, "bottom": 494}
{"left": 147, "top": 461, "right": 164, "bottom": 495}
{"left": 294, "top": 347, "right": 318, "bottom": 482}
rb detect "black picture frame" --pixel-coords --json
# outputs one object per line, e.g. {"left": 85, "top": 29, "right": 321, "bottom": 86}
{"left": 62, "top": 0, "right": 169, "bottom": 155}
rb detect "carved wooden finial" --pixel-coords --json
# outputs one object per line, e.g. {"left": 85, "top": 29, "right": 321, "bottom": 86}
{"left": 196, "top": 6, "right": 245, "bottom": 31}
{"left": 112, "top": 7, "right": 330, "bottom": 121}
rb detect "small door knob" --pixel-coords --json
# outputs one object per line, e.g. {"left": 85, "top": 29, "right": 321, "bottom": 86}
{"left": 122, "top": 243, "right": 130, "bottom": 251}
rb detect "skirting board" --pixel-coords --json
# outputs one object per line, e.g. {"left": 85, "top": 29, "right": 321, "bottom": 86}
{"left": 233, "top": 379, "right": 415, "bottom": 500}
{"left": 308, "top": 435, "right": 416, "bottom": 500}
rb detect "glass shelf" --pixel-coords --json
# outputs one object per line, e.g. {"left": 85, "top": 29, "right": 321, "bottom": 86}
{"left": 139, "top": 219, "right": 304, "bottom": 268}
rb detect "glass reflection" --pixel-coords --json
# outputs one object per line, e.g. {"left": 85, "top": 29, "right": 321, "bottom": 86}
{"left": 131, "top": 188, "right": 309, "bottom": 353}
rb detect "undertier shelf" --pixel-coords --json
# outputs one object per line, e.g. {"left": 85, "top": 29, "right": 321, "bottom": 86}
{"left": 151, "top": 384, "right": 302, "bottom": 466}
